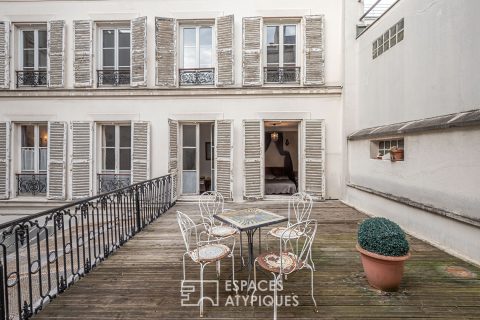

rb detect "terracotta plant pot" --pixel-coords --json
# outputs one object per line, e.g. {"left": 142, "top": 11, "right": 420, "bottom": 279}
{"left": 390, "top": 149, "right": 404, "bottom": 161}
{"left": 356, "top": 244, "right": 410, "bottom": 292}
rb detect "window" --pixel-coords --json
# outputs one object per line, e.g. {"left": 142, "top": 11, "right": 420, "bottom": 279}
{"left": 371, "top": 138, "right": 404, "bottom": 160}
{"left": 98, "top": 28, "right": 131, "bottom": 86}
{"left": 372, "top": 18, "right": 404, "bottom": 59}
{"left": 264, "top": 24, "right": 299, "bottom": 83}
{"left": 17, "top": 27, "right": 47, "bottom": 86}
{"left": 179, "top": 25, "right": 214, "bottom": 85}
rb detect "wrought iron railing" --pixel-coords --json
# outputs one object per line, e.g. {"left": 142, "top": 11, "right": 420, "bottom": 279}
{"left": 96, "top": 70, "right": 131, "bottom": 87}
{"left": 179, "top": 68, "right": 215, "bottom": 86}
{"left": 0, "top": 174, "right": 173, "bottom": 319}
{"left": 16, "top": 174, "right": 47, "bottom": 197}
{"left": 16, "top": 71, "right": 47, "bottom": 88}
{"left": 97, "top": 173, "right": 131, "bottom": 194}
{"left": 264, "top": 67, "right": 301, "bottom": 84}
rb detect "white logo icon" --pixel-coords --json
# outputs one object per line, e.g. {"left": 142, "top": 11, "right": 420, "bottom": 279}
{"left": 180, "top": 280, "right": 219, "bottom": 307}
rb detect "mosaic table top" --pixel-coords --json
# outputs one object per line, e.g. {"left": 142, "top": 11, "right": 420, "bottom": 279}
{"left": 214, "top": 208, "right": 287, "bottom": 231}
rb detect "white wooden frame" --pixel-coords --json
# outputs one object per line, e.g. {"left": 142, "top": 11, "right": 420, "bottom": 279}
{"left": 97, "top": 25, "right": 131, "bottom": 71}
{"left": 178, "top": 23, "right": 216, "bottom": 69}
{"left": 17, "top": 26, "right": 48, "bottom": 72}
{"left": 179, "top": 122, "right": 200, "bottom": 196}
{"left": 263, "top": 22, "right": 300, "bottom": 69}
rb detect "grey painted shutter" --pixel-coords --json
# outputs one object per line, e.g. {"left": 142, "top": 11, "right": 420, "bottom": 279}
{"left": 168, "top": 119, "right": 178, "bottom": 201}
{"left": 0, "top": 21, "right": 10, "bottom": 89}
{"left": 215, "top": 120, "right": 233, "bottom": 200}
{"left": 242, "top": 17, "right": 262, "bottom": 86}
{"left": 303, "top": 120, "right": 326, "bottom": 200}
{"left": 71, "top": 122, "right": 93, "bottom": 199}
{"left": 303, "top": 15, "right": 325, "bottom": 85}
{"left": 155, "top": 17, "right": 177, "bottom": 87}
{"left": 216, "top": 15, "right": 234, "bottom": 86}
{"left": 131, "top": 16, "right": 147, "bottom": 87}
{"left": 0, "top": 122, "right": 10, "bottom": 199}
{"left": 47, "top": 121, "right": 67, "bottom": 199}
{"left": 243, "top": 120, "right": 264, "bottom": 200}
{"left": 47, "top": 20, "right": 65, "bottom": 88}
{"left": 131, "top": 121, "right": 150, "bottom": 183}
{"left": 73, "top": 20, "right": 93, "bottom": 87}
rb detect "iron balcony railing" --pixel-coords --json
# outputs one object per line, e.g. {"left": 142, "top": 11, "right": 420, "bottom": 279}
{"left": 179, "top": 68, "right": 215, "bottom": 86}
{"left": 16, "top": 71, "right": 47, "bottom": 88}
{"left": 0, "top": 174, "right": 173, "bottom": 320}
{"left": 16, "top": 174, "right": 47, "bottom": 197}
{"left": 264, "top": 67, "right": 301, "bottom": 84}
{"left": 97, "top": 70, "right": 131, "bottom": 87}
{"left": 97, "top": 173, "right": 131, "bottom": 194}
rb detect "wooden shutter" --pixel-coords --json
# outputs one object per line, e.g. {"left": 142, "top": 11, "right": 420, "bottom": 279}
{"left": 243, "top": 120, "right": 264, "bottom": 200}
{"left": 242, "top": 17, "right": 262, "bottom": 86}
{"left": 0, "top": 122, "right": 10, "bottom": 199}
{"left": 155, "top": 17, "right": 177, "bottom": 87}
{"left": 47, "top": 20, "right": 65, "bottom": 88}
{"left": 303, "top": 15, "right": 325, "bottom": 85}
{"left": 302, "top": 120, "right": 326, "bottom": 200}
{"left": 70, "top": 122, "right": 93, "bottom": 199}
{"left": 216, "top": 15, "right": 234, "bottom": 86}
{"left": 47, "top": 121, "right": 67, "bottom": 199}
{"left": 168, "top": 119, "right": 178, "bottom": 201}
{"left": 131, "top": 121, "right": 150, "bottom": 184}
{"left": 131, "top": 16, "right": 147, "bottom": 87}
{"left": 215, "top": 120, "right": 233, "bottom": 200}
{"left": 0, "top": 21, "right": 10, "bottom": 89}
{"left": 73, "top": 20, "right": 93, "bottom": 87}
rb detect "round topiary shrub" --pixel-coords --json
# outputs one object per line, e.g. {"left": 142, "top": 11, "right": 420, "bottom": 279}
{"left": 358, "top": 217, "right": 409, "bottom": 257}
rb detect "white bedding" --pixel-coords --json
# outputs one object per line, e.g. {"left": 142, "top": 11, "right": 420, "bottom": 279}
{"left": 265, "top": 178, "right": 297, "bottom": 195}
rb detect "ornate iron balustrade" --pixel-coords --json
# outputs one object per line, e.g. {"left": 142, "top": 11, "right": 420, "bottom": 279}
{"left": 264, "top": 67, "right": 301, "bottom": 84}
{"left": 179, "top": 68, "right": 215, "bottom": 86}
{"left": 97, "top": 70, "right": 131, "bottom": 87}
{"left": 16, "top": 174, "right": 47, "bottom": 197}
{"left": 0, "top": 175, "right": 173, "bottom": 320}
{"left": 16, "top": 71, "right": 47, "bottom": 88}
{"left": 97, "top": 174, "right": 131, "bottom": 194}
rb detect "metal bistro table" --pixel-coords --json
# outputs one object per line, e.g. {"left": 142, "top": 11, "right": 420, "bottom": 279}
{"left": 214, "top": 208, "right": 288, "bottom": 276}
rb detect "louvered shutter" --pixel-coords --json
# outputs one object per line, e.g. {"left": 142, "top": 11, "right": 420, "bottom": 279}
{"left": 215, "top": 120, "right": 233, "bottom": 200}
{"left": 73, "top": 20, "right": 93, "bottom": 87}
{"left": 0, "top": 122, "right": 10, "bottom": 199}
{"left": 131, "top": 16, "right": 147, "bottom": 87}
{"left": 155, "top": 17, "right": 177, "bottom": 87}
{"left": 242, "top": 17, "right": 262, "bottom": 86}
{"left": 47, "top": 122, "right": 67, "bottom": 199}
{"left": 47, "top": 20, "right": 65, "bottom": 88}
{"left": 168, "top": 119, "right": 178, "bottom": 201}
{"left": 243, "top": 120, "right": 264, "bottom": 200}
{"left": 70, "top": 122, "right": 93, "bottom": 199}
{"left": 0, "top": 21, "right": 10, "bottom": 89}
{"left": 131, "top": 121, "right": 150, "bottom": 183}
{"left": 216, "top": 15, "right": 234, "bottom": 86}
{"left": 303, "top": 15, "right": 325, "bottom": 85}
{"left": 303, "top": 120, "right": 326, "bottom": 200}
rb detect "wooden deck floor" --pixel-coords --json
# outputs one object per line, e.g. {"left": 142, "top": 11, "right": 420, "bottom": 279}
{"left": 36, "top": 201, "right": 480, "bottom": 319}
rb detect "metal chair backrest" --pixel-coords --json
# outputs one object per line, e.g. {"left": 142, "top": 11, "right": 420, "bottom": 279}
{"left": 198, "top": 191, "right": 224, "bottom": 227}
{"left": 176, "top": 211, "right": 199, "bottom": 254}
{"left": 287, "top": 192, "right": 313, "bottom": 226}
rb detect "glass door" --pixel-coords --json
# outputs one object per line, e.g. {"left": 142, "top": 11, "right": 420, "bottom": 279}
{"left": 181, "top": 124, "right": 199, "bottom": 194}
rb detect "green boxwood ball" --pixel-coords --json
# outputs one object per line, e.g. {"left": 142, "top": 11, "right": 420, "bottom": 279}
{"left": 358, "top": 217, "right": 409, "bottom": 257}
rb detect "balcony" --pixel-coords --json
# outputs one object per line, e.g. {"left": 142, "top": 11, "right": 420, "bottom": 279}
{"left": 97, "top": 70, "right": 131, "bottom": 87}
{"left": 16, "top": 70, "right": 47, "bottom": 88}
{"left": 16, "top": 173, "right": 47, "bottom": 196}
{"left": 179, "top": 68, "right": 215, "bottom": 86}
{"left": 97, "top": 173, "right": 132, "bottom": 193}
{"left": 264, "top": 66, "right": 301, "bottom": 84}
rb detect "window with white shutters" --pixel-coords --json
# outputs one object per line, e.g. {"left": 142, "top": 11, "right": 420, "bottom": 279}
{"left": 303, "top": 15, "right": 325, "bottom": 86}
{"left": 243, "top": 120, "right": 264, "bottom": 200}
{"left": 302, "top": 119, "right": 326, "bottom": 200}
{"left": 74, "top": 20, "right": 93, "bottom": 87}
{"left": 0, "top": 22, "right": 10, "bottom": 89}
{"left": 0, "top": 122, "right": 10, "bottom": 199}
{"left": 97, "top": 27, "right": 131, "bottom": 87}
{"left": 17, "top": 26, "right": 48, "bottom": 87}
{"left": 215, "top": 120, "right": 233, "bottom": 200}
{"left": 215, "top": 15, "right": 234, "bottom": 86}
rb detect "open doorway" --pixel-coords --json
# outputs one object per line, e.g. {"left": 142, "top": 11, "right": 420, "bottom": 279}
{"left": 180, "top": 122, "right": 215, "bottom": 195}
{"left": 264, "top": 121, "right": 299, "bottom": 196}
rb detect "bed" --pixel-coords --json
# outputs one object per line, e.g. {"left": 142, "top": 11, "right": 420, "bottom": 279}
{"left": 265, "top": 167, "right": 297, "bottom": 195}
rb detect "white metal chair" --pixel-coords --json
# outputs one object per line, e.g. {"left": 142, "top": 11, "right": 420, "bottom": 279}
{"left": 177, "top": 211, "right": 237, "bottom": 317}
{"left": 253, "top": 219, "right": 318, "bottom": 320}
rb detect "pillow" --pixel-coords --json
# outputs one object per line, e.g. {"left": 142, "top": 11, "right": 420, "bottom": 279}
{"left": 265, "top": 174, "right": 276, "bottom": 180}
{"left": 275, "top": 176, "right": 290, "bottom": 180}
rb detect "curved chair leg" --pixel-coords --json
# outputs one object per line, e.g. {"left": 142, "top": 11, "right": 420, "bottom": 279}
{"left": 200, "top": 263, "right": 206, "bottom": 317}
{"left": 251, "top": 259, "right": 258, "bottom": 297}
{"left": 309, "top": 252, "right": 316, "bottom": 272}
{"left": 182, "top": 252, "right": 188, "bottom": 281}
{"left": 216, "top": 260, "right": 221, "bottom": 279}
{"left": 273, "top": 273, "right": 280, "bottom": 320}
{"left": 307, "top": 264, "right": 318, "bottom": 313}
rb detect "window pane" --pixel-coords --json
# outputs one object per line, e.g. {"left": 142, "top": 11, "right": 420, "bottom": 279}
{"left": 22, "top": 149, "right": 35, "bottom": 171}
{"left": 183, "top": 28, "right": 196, "bottom": 47}
{"left": 39, "top": 125, "right": 48, "bottom": 147}
{"left": 103, "top": 126, "right": 115, "bottom": 147}
{"left": 119, "top": 149, "right": 131, "bottom": 170}
{"left": 21, "top": 125, "right": 35, "bottom": 147}
{"left": 118, "top": 48, "right": 130, "bottom": 67}
{"left": 120, "top": 126, "right": 131, "bottom": 148}
{"left": 103, "top": 30, "right": 114, "bottom": 48}
{"left": 103, "top": 49, "right": 115, "bottom": 67}
{"left": 23, "top": 50, "right": 34, "bottom": 68}
{"left": 284, "top": 25, "right": 296, "bottom": 44}
{"left": 39, "top": 148, "right": 47, "bottom": 171}
{"left": 38, "top": 31, "right": 47, "bottom": 48}
{"left": 39, "top": 49, "right": 47, "bottom": 68}
{"left": 267, "top": 26, "right": 279, "bottom": 45}
{"left": 183, "top": 148, "right": 196, "bottom": 170}
{"left": 23, "top": 31, "right": 34, "bottom": 49}
{"left": 267, "top": 46, "right": 279, "bottom": 64}
{"left": 118, "top": 30, "right": 130, "bottom": 47}
{"left": 182, "top": 125, "right": 196, "bottom": 147}
{"left": 283, "top": 45, "right": 296, "bottom": 64}
{"left": 103, "top": 148, "right": 115, "bottom": 170}
{"left": 182, "top": 171, "right": 197, "bottom": 194}
{"left": 199, "top": 46, "right": 212, "bottom": 68}
{"left": 199, "top": 27, "right": 212, "bottom": 46}
{"left": 183, "top": 47, "right": 196, "bottom": 68}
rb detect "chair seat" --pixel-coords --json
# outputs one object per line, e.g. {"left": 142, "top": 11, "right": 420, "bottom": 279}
{"left": 257, "top": 251, "right": 303, "bottom": 274}
{"left": 269, "top": 226, "right": 303, "bottom": 239}
{"left": 191, "top": 244, "right": 230, "bottom": 263}
{"left": 209, "top": 225, "right": 238, "bottom": 238}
